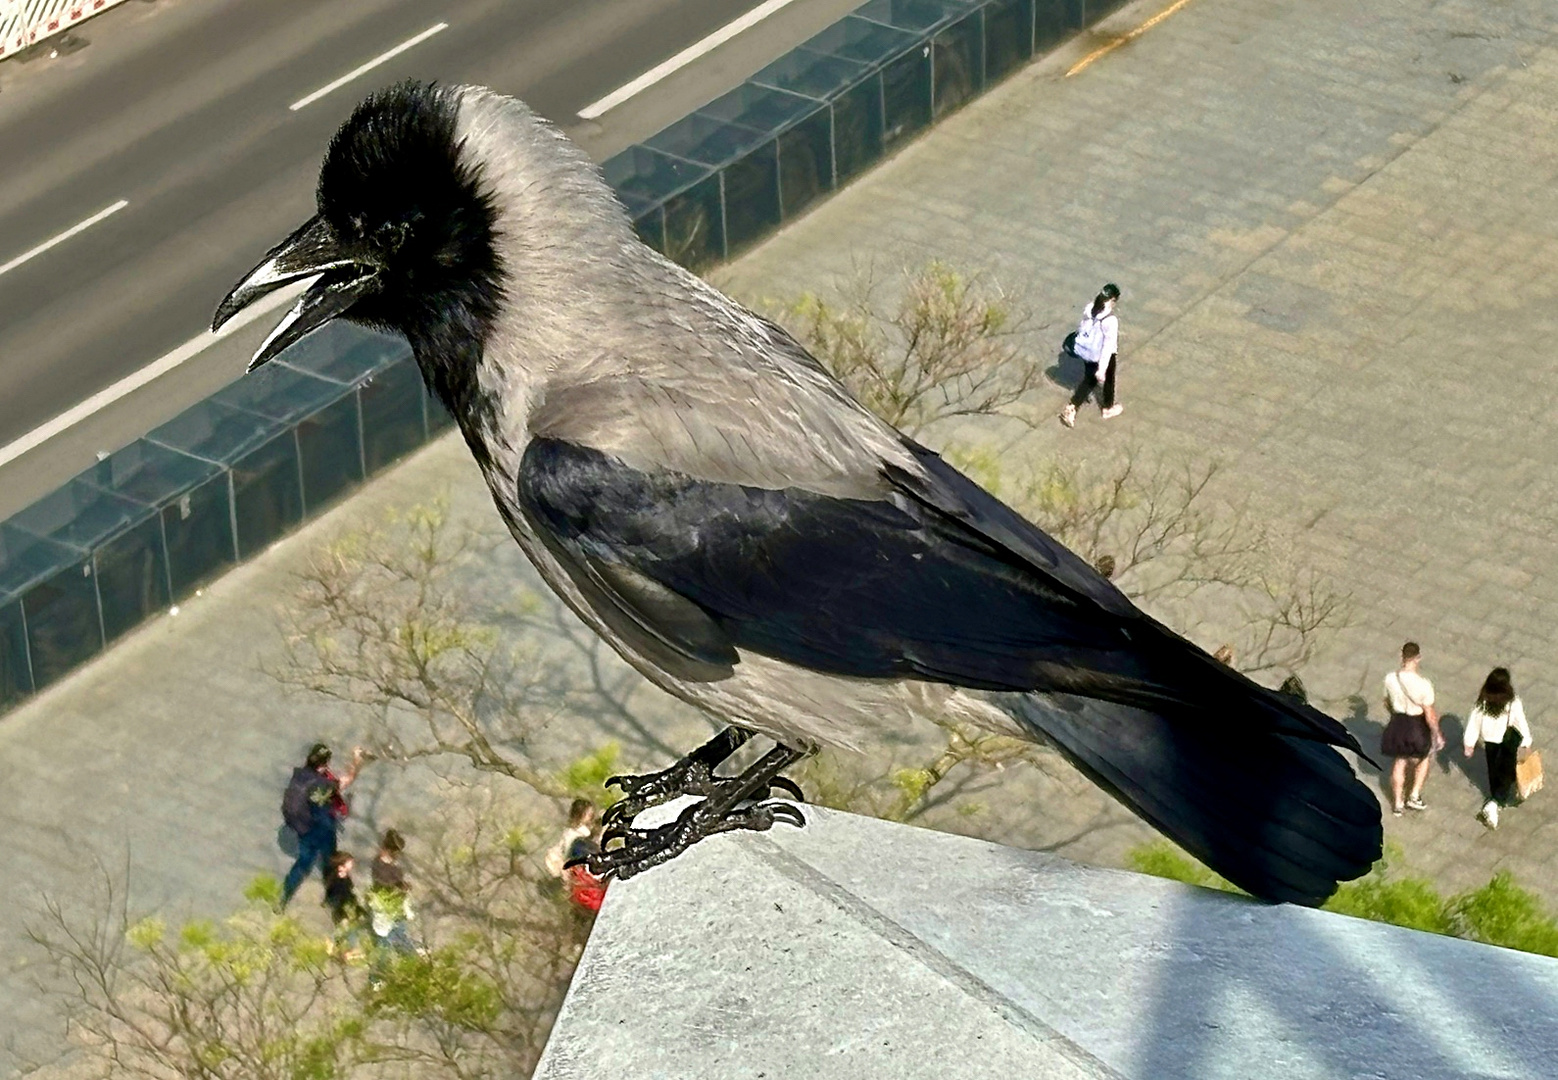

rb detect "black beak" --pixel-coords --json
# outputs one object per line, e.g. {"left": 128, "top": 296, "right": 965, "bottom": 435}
{"left": 212, "top": 215, "right": 379, "bottom": 372}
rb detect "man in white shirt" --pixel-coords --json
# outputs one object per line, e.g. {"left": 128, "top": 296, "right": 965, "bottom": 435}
{"left": 1060, "top": 283, "right": 1123, "bottom": 427}
{"left": 1380, "top": 641, "right": 1444, "bottom": 816}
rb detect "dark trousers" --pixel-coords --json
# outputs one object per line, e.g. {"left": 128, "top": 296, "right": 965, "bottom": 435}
{"left": 1486, "top": 729, "right": 1522, "bottom": 807}
{"left": 282, "top": 825, "right": 337, "bottom": 906}
{"left": 1070, "top": 355, "right": 1117, "bottom": 409}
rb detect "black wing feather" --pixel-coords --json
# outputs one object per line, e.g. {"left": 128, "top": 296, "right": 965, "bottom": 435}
{"left": 516, "top": 436, "right": 1381, "bottom": 903}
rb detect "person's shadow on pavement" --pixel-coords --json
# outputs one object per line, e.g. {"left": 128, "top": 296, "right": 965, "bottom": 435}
{"left": 1438, "top": 713, "right": 1490, "bottom": 799}
{"left": 1045, "top": 336, "right": 1087, "bottom": 389}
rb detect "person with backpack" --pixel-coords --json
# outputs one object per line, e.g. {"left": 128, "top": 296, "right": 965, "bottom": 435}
{"left": 1060, "top": 283, "right": 1123, "bottom": 428}
{"left": 280, "top": 742, "right": 366, "bottom": 909}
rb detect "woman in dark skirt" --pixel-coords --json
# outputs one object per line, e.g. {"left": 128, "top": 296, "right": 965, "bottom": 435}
{"left": 1462, "top": 667, "right": 1532, "bottom": 830}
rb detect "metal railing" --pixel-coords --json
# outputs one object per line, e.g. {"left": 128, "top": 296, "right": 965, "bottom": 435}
{"left": 0, "top": 0, "right": 1129, "bottom": 712}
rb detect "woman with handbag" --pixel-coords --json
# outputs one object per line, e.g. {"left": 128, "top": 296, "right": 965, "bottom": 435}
{"left": 1462, "top": 667, "right": 1533, "bottom": 829}
{"left": 1059, "top": 283, "right": 1123, "bottom": 427}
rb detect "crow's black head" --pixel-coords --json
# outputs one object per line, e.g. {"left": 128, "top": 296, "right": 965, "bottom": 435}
{"left": 214, "top": 81, "right": 503, "bottom": 375}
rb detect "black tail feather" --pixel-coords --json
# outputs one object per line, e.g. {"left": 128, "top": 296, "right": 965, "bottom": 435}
{"left": 1005, "top": 691, "right": 1383, "bottom": 906}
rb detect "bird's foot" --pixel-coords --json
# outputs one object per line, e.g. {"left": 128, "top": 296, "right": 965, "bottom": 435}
{"left": 600, "top": 726, "right": 801, "bottom": 834}
{"left": 582, "top": 742, "right": 808, "bottom": 880}
{"left": 585, "top": 797, "right": 805, "bottom": 882}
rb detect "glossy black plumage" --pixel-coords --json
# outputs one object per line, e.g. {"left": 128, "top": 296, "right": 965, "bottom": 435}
{"left": 518, "top": 435, "right": 1383, "bottom": 904}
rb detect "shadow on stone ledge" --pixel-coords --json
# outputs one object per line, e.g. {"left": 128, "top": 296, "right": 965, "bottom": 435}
{"left": 536, "top": 804, "right": 1558, "bottom": 1079}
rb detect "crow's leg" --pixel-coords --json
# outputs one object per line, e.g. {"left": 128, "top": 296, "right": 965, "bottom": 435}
{"left": 599, "top": 726, "right": 803, "bottom": 833}
{"left": 582, "top": 743, "right": 808, "bottom": 881}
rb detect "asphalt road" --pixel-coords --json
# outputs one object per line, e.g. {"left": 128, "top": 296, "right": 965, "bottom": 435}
{"left": 0, "top": 0, "right": 781, "bottom": 455}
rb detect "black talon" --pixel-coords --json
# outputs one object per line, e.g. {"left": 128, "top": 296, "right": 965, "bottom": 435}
{"left": 579, "top": 742, "right": 810, "bottom": 880}
{"left": 768, "top": 775, "right": 805, "bottom": 802}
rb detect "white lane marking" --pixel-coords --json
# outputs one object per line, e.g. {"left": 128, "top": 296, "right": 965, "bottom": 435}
{"left": 577, "top": 0, "right": 803, "bottom": 119}
{"left": 289, "top": 22, "right": 449, "bottom": 111}
{"left": 0, "top": 281, "right": 310, "bottom": 469}
{"left": 0, "top": 200, "right": 129, "bottom": 278}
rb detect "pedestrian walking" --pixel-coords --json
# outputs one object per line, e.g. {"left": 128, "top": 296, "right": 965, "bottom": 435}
{"left": 280, "top": 743, "right": 366, "bottom": 909}
{"left": 1462, "top": 667, "right": 1533, "bottom": 830}
{"left": 324, "top": 851, "right": 363, "bottom": 927}
{"left": 368, "top": 829, "right": 416, "bottom": 954}
{"left": 1060, "top": 283, "right": 1123, "bottom": 427}
{"left": 1380, "top": 642, "right": 1444, "bottom": 816}
{"left": 544, "top": 798, "right": 599, "bottom": 879}
{"left": 564, "top": 838, "right": 608, "bottom": 914}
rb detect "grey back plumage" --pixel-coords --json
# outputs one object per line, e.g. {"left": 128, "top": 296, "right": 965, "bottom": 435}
{"left": 449, "top": 87, "right": 919, "bottom": 499}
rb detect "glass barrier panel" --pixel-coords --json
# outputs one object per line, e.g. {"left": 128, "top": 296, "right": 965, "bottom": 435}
{"left": 0, "top": 598, "right": 29, "bottom": 708}
{"left": 296, "top": 393, "right": 364, "bottom": 514}
{"left": 646, "top": 112, "right": 771, "bottom": 169}
{"left": 163, "top": 472, "right": 236, "bottom": 598}
{"left": 94, "top": 515, "right": 170, "bottom": 644}
{"left": 662, "top": 173, "right": 726, "bottom": 270}
{"left": 1083, "top": 0, "right": 1129, "bottom": 21}
{"left": 147, "top": 397, "right": 291, "bottom": 467}
{"left": 881, "top": 46, "right": 933, "bottom": 151}
{"left": 76, "top": 439, "right": 221, "bottom": 510}
{"left": 856, "top": 0, "right": 977, "bottom": 33}
{"left": 21, "top": 557, "right": 102, "bottom": 690}
{"left": 280, "top": 322, "right": 410, "bottom": 385}
{"left": 362, "top": 356, "right": 430, "bottom": 474}
{"left": 601, "top": 145, "right": 714, "bottom": 210}
{"left": 210, "top": 360, "right": 353, "bottom": 427}
{"left": 721, "top": 140, "right": 781, "bottom": 255}
{"left": 1036, "top": 0, "right": 1081, "bottom": 52}
{"left": 750, "top": 46, "right": 870, "bottom": 101}
{"left": 832, "top": 75, "right": 887, "bottom": 184}
{"left": 698, "top": 83, "right": 819, "bottom": 138}
{"left": 633, "top": 207, "right": 666, "bottom": 253}
{"left": 983, "top": 0, "right": 1035, "bottom": 83}
{"left": 231, "top": 432, "right": 303, "bottom": 560}
{"left": 804, "top": 14, "right": 920, "bottom": 69}
{"left": 778, "top": 106, "right": 836, "bottom": 217}
{"left": 932, "top": 10, "right": 985, "bottom": 117}
{"left": 5, "top": 477, "right": 154, "bottom": 554}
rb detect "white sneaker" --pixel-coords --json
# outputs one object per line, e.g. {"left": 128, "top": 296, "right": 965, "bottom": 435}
{"left": 1478, "top": 802, "right": 1499, "bottom": 829}
{"left": 1059, "top": 404, "right": 1077, "bottom": 428}
{"left": 1100, "top": 404, "right": 1124, "bottom": 419}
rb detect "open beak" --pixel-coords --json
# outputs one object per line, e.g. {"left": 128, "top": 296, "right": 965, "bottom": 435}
{"left": 212, "top": 215, "right": 379, "bottom": 372}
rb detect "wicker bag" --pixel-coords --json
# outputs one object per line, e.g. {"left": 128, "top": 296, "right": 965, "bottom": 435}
{"left": 1517, "top": 748, "right": 1544, "bottom": 800}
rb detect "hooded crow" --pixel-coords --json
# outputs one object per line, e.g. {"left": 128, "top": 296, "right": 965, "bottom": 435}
{"left": 215, "top": 81, "right": 1381, "bottom": 904}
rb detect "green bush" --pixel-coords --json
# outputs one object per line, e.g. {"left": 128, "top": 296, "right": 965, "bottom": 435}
{"left": 1126, "top": 842, "right": 1235, "bottom": 893}
{"left": 1448, "top": 872, "right": 1558, "bottom": 958}
{"left": 1324, "top": 862, "right": 1454, "bottom": 936}
{"left": 1127, "top": 842, "right": 1558, "bottom": 958}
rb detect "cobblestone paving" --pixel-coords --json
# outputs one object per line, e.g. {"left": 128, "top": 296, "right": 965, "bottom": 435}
{"left": 718, "top": 0, "right": 1558, "bottom": 894}
{"left": 6, "top": 0, "right": 1558, "bottom": 1072}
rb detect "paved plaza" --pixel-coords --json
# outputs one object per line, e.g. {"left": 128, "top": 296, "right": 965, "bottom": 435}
{"left": 5, "top": 0, "right": 1558, "bottom": 1073}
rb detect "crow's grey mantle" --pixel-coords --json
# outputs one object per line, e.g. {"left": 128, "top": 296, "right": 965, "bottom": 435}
{"left": 534, "top": 803, "right": 1558, "bottom": 1079}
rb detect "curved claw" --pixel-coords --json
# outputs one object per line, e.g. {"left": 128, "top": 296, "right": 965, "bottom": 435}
{"left": 766, "top": 801, "right": 807, "bottom": 828}
{"left": 767, "top": 775, "right": 805, "bottom": 802}
{"left": 603, "top": 773, "right": 636, "bottom": 793}
{"left": 600, "top": 824, "right": 632, "bottom": 847}
{"left": 600, "top": 799, "right": 640, "bottom": 829}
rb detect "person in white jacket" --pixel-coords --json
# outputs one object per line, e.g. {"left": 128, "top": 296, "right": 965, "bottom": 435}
{"left": 1462, "top": 667, "right": 1533, "bottom": 829}
{"left": 1060, "top": 283, "right": 1122, "bottom": 427}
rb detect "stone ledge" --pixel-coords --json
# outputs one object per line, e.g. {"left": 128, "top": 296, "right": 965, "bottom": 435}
{"left": 536, "top": 804, "right": 1558, "bottom": 1079}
